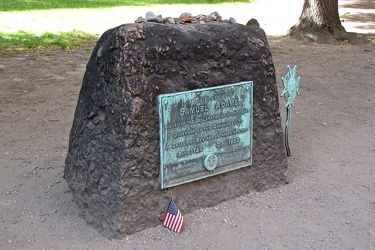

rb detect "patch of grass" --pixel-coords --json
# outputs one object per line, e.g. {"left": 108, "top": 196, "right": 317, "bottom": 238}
{"left": 1, "top": 0, "right": 251, "bottom": 11}
{"left": 0, "top": 30, "right": 98, "bottom": 51}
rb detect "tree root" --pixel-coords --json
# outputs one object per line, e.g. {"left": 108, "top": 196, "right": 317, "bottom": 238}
{"left": 288, "top": 20, "right": 369, "bottom": 44}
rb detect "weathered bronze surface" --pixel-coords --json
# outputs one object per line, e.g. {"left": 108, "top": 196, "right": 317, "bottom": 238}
{"left": 280, "top": 65, "right": 300, "bottom": 157}
{"left": 158, "top": 81, "right": 253, "bottom": 189}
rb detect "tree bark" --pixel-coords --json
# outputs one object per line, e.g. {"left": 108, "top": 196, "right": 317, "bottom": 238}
{"left": 289, "top": 0, "right": 350, "bottom": 44}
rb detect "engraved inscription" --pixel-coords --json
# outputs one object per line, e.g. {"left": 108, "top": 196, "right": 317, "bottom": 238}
{"left": 180, "top": 105, "right": 209, "bottom": 116}
{"left": 158, "top": 81, "right": 253, "bottom": 189}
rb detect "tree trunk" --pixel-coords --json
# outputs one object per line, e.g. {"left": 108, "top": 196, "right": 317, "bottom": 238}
{"left": 289, "top": 0, "right": 349, "bottom": 43}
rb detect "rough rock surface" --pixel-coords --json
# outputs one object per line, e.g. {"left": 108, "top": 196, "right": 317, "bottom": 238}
{"left": 64, "top": 21, "right": 287, "bottom": 237}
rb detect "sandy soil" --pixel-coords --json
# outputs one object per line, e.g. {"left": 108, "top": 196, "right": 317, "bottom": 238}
{"left": 1, "top": 1, "right": 375, "bottom": 249}
{"left": 1, "top": 0, "right": 372, "bottom": 36}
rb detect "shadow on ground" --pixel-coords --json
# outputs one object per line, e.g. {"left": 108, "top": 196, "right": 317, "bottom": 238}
{"left": 340, "top": 0, "right": 375, "bottom": 33}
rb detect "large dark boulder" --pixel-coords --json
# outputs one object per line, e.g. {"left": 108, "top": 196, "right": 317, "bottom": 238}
{"left": 64, "top": 21, "right": 287, "bottom": 237}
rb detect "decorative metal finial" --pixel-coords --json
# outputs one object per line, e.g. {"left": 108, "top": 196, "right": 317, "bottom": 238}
{"left": 280, "top": 65, "right": 300, "bottom": 157}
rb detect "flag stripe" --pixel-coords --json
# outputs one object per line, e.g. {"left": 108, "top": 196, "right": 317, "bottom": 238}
{"left": 176, "top": 213, "right": 183, "bottom": 232}
{"left": 171, "top": 213, "right": 178, "bottom": 230}
{"left": 165, "top": 214, "right": 174, "bottom": 228}
{"left": 164, "top": 213, "right": 172, "bottom": 227}
{"left": 174, "top": 212, "right": 183, "bottom": 232}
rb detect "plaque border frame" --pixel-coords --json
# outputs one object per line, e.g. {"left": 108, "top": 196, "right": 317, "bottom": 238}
{"left": 158, "top": 81, "right": 253, "bottom": 189}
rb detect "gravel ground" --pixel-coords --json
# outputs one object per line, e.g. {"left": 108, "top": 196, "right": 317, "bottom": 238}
{"left": 1, "top": 0, "right": 374, "bottom": 249}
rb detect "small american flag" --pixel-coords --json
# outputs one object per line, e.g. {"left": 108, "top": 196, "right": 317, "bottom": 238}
{"left": 162, "top": 198, "right": 184, "bottom": 233}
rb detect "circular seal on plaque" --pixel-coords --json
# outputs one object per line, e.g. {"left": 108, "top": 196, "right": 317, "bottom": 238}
{"left": 204, "top": 154, "right": 218, "bottom": 171}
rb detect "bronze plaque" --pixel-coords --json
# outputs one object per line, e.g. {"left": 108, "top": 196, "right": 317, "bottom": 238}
{"left": 158, "top": 81, "right": 253, "bottom": 189}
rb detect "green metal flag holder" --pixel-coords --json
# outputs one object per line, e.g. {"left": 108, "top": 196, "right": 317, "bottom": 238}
{"left": 280, "top": 65, "right": 300, "bottom": 157}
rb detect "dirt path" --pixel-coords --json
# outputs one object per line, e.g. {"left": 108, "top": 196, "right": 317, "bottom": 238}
{"left": 1, "top": 1, "right": 375, "bottom": 249}
{"left": 1, "top": 36, "right": 374, "bottom": 250}
{"left": 1, "top": 0, "right": 374, "bottom": 36}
